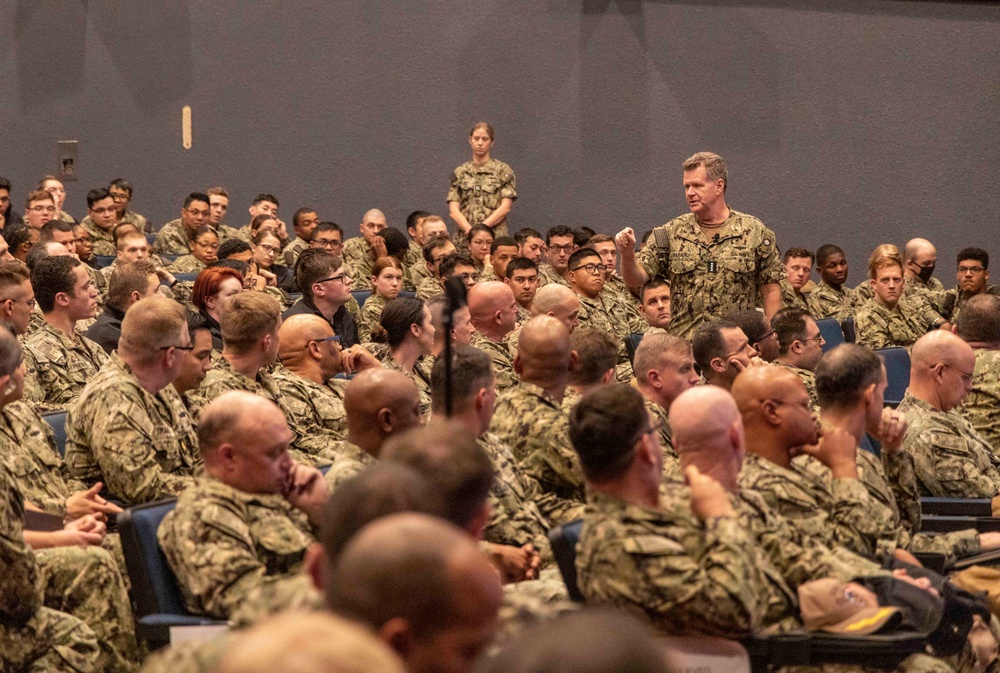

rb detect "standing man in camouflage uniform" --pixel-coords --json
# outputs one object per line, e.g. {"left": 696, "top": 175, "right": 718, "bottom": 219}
{"left": 158, "top": 391, "right": 326, "bottom": 624}
{"left": 24, "top": 256, "right": 106, "bottom": 409}
{"left": 468, "top": 281, "right": 520, "bottom": 394}
{"left": 771, "top": 307, "right": 825, "bottom": 410}
{"left": 489, "top": 316, "right": 584, "bottom": 525}
{"left": 154, "top": 192, "right": 212, "bottom": 256}
{"left": 898, "top": 330, "right": 1000, "bottom": 498}
{"left": 956, "top": 294, "right": 1000, "bottom": 456}
{"left": 633, "top": 333, "right": 700, "bottom": 480}
{"left": 66, "top": 297, "right": 201, "bottom": 505}
{"left": 616, "top": 152, "right": 784, "bottom": 339}
{"left": 341, "top": 209, "right": 387, "bottom": 290}
{"left": 808, "top": 244, "right": 862, "bottom": 320}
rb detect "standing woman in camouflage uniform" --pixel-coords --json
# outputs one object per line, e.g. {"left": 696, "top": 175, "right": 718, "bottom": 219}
{"left": 447, "top": 122, "right": 518, "bottom": 240}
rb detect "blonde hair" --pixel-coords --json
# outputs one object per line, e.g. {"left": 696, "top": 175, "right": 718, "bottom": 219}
{"left": 220, "top": 291, "right": 281, "bottom": 354}
{"left": 119, "top": 297, "right": 187, "bottom": 365}
{"left": 868, "top": 244, "right": 903, "bottom": 280}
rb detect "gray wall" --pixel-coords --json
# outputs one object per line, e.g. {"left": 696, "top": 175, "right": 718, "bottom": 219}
{"left": 2, "top": 0, "right": 999, "bottom": 287}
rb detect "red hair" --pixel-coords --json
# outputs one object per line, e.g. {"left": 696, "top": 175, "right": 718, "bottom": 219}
{"left": 191, "top": 267, "right": 243, "bottom": 311}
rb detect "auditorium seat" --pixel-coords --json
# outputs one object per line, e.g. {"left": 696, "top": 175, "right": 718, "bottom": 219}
{"left": 875, "top": 348, "right": 910, "bottom": 407}
{"left": 41, "top": 411, "right": 68, "bottom": 458}
{"left": 351, "top": 290, "right": 372, "bottom": 308}
{"left": 815, "top": 318, "right": 844, "bottom": 353}
{"left": 93, "top": 255, "right": 116, "bottom": 269}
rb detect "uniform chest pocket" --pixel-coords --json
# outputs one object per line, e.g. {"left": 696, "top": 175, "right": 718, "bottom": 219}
{"left": 66, "top": 357, "right": 96, "bottom": 384}
{"left": 479, "top": 176, "right": 500, "bottom": 194}
{"left": 7, "top": 453, "right": 40, "bottom": 480}
{"left": 720, "top": 252, "right": 755, "bottom": 276}
{"left": 151, "top": 424, "right": 181, "bottom": 466}
{"left": 669, "top": 255, "right": 698, "bottom": 276}
{"left": 252, "top": 516, "right": 311, "bottom": 571}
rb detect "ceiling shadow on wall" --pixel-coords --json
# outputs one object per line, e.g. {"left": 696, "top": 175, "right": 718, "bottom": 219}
{"left": 88, "top": 1, "right": 194, "bottom": 112}
{"left": 580, "top": 0, "right": 649, "bottom": 168}
{"left": 15, "top": 1, "right": 87, "bottom": 109}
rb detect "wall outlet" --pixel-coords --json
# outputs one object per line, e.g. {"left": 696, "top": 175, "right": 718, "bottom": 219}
{"left": 57, "top": 140, "right": 79, "bottom": 181}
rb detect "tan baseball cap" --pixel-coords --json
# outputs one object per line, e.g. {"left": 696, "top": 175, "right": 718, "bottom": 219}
{"left": 798, "top": 578, "right": 901, "bottom": 635}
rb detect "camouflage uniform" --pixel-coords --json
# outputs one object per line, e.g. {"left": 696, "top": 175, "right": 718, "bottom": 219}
{"left": 773, "top": 361, "right": 819, "bottom": 411}
{"left": 24, "top": 323, "right": 108, "bottom": 409}
{"left": 57, "top": 210, "right": 76, "bottom": 225}
{"left": 187, "top": 357, "right": 339, "bottom": 467}
{"left": 447, "top": 158, "right": 517, "bottom": 238}
{"left": 808, "top": 280, "right": 861, "bottom": 320}
{"left": 959, "top": 348, "right": 1000, "bottom": 457}
{"left": 357, "top": 292, "right": 387, "bottom": 344}
{"left": 904, "top": 276, "right": 947, "bottom": 318}
{"left": 603, "top": 277, "right": 646, "bottom": 335}
{"left": 478, "top": 432, "right": 553, "bottom": 560}
{"left": 270, "top": 365, "right": 347, "bottom": 441}
{"left": 78, "top": 216, "right": 116, "bottom": 256}
{"left": 153, "top": 218, "right": 192, "bottom": 255}
{"left": 898, "top": 391, "right": 1000, "bottom": 498}
{"left": 515, "top": 303, "right": 531, "bottom": 326}
{"left": 575, "top": 293, "right": 634, "bottom": 382}
{"left": 854, "top": 297, "right": 929, "bottom": 351}
{"left": 214, "top": 223, "right": 248, "bottom": 245}
{"left": 796, "top": 449, "right": 979, "bottom": 567}
{"left": 65, "top": 353, "right": 201, "bottom": 505}
{"left": 0, "top": 457, "right": 100, "bottom": 673}
{"left": 282, "top": 236, "right": 308, "bottom": 268}
{"left": 471, "top": 331, "right": 519, "bottom": 394}
{"left": 119, "top": 210, "right": 150, "bottom": 233}
{"left": 158, "top": 476, "right": 323, "bottom": 623}
{"left": 942, "top": 286, "right": 1000, "bottom": 323}
{"left": 0, "top": 400, "right": 87, "bottom": 516}
{"left": 577, "top": 489, "right": 796, "bottom": 637}
{"left": 409, "top": 257, "right": 432, "bottom": 289}
{"left": 854, "top": 280, "right": 874, "bottom": 304}
{"left": 341, "top": 237, "right": 375, "bottom": 291}
{"left": 779, "top": 278, "right": 811, "bottom": 311}
{"left": 489, "top": 382, "right": 586, "bottom": 525}
{"left": 382, "top": 356, "right": 433, "bottom": 418}
{"left": 416, "top": 275, "right": 444, "bottom": 301}
{"left": 739, "top": 452, "right": 889, "bottom": 559}
{"left": 166, "top": 254, "right": 206, "bottom": 274}
{"left": 537, "top": 264, "right": 569, "bottom": 288}
{"left": 642, "top": 396, "right": 680, "bottom": 481}
{"left": 322, "top": 440, "right": 377, "bottom": 493}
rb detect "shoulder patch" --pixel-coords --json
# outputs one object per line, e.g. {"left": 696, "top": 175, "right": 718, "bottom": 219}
{"left": 622, "top": 534, "right": 686, "bottom": 555}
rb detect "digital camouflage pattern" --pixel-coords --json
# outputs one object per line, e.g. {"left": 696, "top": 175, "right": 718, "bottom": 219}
{"left": 322, "top": 440, "right": 377, "bottom": 493}
{"left": 577, "top": 489, "right": 796, "bottom": 637}
{"left": 0, "top": 400, "right": 87, "bottom": 516}
{"left": 381, "top": 356, "right": 433, "bottom": 418}
{"left": 739, "top": 452, "right": 889, "bottom": 559}
{"left": 904, "top": 276, "right": 947, "bottom": 318}
{"left": 341, "top": 237, "right": 375, "bottom": 291}
{"left": 187, "top": 356, "right": 339, "bottom": 467}
{"left": 959, "top": 348, "right": 1000, "bottom": 457}
{"left": 409, "top": 257, "right": 432, "bottom": 289}
{"left": 24, "top": 323, "right": 109, "bottom": 409}
{"left": 642, "top": 396, "right": 680, "bottom": 482}
{"left": 78, "top": 216, "right": 116, "bottom": 256}
{"left": 477, "top": 432, "right": 552, "bottom": 560}
{"left": 772, "top": 361, "right": 819, "bottom": 411}
{"left": 807, "top": 280, "right": 862, "bottom": 320}
{"left": 158, "top": 476, "right": 322, "bottom": 623}
{"left": 447, "top": 158, "right": 517, "bottom": 237}
{"left": 471, "top": 331, "right": 519, "bottom": 394}
{"left": 119, "top": 210, "right": 150, "bottom": 233}
{"left": 537, "top": 264, "right": 569, "bottom": 288}
{"left": 166, "top": 254, "right": 206, "bottom": 274}
{"left": 270, "top": 365, "right": 347, "bottom": 441}
{"left": 65, "top": 353, "right": 201, "bottom": 505}
{"left": 898, "top": 391, "right": 1000, "bottom": 498}
{"left": 635, "top": 210, "right": 785, "bottom": 340}
{"left": 779, "top": 278, "right": 810, "bottom": 312}
{"left": 153, "top": 218, "right": 192, "bottom": 255}
{"left": 854, "top": 297, "right": 929, "bottom": 351}
{"left": 575, "top": 293, "right": 633, "bottom": 383}
{"left": 357, "top": 292, "right": 387, "bottom": 344}
{"left": 602, "top": 276, "right": 646, "bottom": 335}
{"left": 489, "top": 382, "right": 586, "bottom": 525}
{"left": 282, "top": 236, "right": 308, "bottom": 268}
{"left": 416, "top": 275, "right": 444, "bottom": 301}
{"left": 943, "top": 286, "right": 1000, "bottom": 324}
{"left": 0, "top": 456, "right": 100, "bottom": 673}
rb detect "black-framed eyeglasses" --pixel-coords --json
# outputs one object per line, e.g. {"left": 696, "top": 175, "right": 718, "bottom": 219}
{"left": 799, "top": 333, "right": 825, "bottom": 344}
{"left": 753, "top": 329, "right": 776, "bottom": 346}
{"left": 958, "top": 266, "right": 986, "bottom": 275}
{"left": 309, "top": 335, "right": 341, "bottom": 345}
{"left": 317, "top": 273, "right": 350, "bottom": 284}
{"left": 160, "top": 343, "right": 195, "bottom": 351}
{"left": 570, "top": 263, "right": 608, "bottom": 275}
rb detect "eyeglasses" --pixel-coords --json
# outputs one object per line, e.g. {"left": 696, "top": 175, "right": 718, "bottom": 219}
{"left": 799, "top": 333, "right": 825, "bottom": 344}
{"left": 753, "top": 329, "right": 776, "bottom": 346}
{"left": 28, "top": 205, "right": 57, "bottom": 213}
{"left": 194, "top": 242, "right": 220, "bottom": 251}
{"left": 257, "top": 244, "right": 280, "bottom": 254}
{"left": 455, "top": 272, "right": 480, "bottom": 282}
{"left": 958, "top": 266, "right": 986, "bottom": 275}
{"left": 109, "top": 192, "right": 130, "bottom": 201}
{"left": 309, "top": 335, "right": 341, "bottom": 345}
{"left": 316, "top": 273, "right": 350, "bottom": 284}
{"left": 312, "top": 239, "right": 341, "bottom": 249}
{"left": 90, "top": 207, "right": 116, "bottom": 215}
{"left": 160, "top": 343, "right": 195, "bottom": 351}
{"left": 570, "top": 263, "right": 607, "bottom": 275}
{"left": 937, "top": 362, "right": 974, "bottom": 384}
{"left": 549, "top": 244, "right": 575, "bottom": 253}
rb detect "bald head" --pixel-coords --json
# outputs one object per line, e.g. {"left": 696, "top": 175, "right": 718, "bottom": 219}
{"left": 669, "top": 386, "right": 744, "bottom": 492}
{"left": 198, "top": 391, "right": 285, "bottom": 456}
{"left": 325, "top": 513, "right": 503, "bottom": 671}
{"left": 344, "top": 368, "right": 422, "bottom": 453}
{"left": 904, "top": 238, "right": 936, "bottom": 262}
{"left": 467, "top": 281, "right": 516, "bottom": 338}
{"left": 909, "top": 330, "right": 976, "bottom": 412}
{"left": 516, "top": 315, "right": 574, "bottom": 388}
{"left": 731, "top": 366, "right": 803, "bottom": 420}
{"left": 730, "top": 366, "right": 817, "bottom": 466}
{"left": 362, "top": 209, "right": 385, "bottom": 224}
{"left": 532, "top": 284, "right": 579, "bottom": 332}
{"left": 279, "top": 314, "right": 333, "bottom": 357}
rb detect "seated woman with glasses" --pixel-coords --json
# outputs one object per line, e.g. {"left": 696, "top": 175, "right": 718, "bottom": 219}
{"left": 167, "top": 226, "right": 219, "bottom": 274}
{"left": 465, "top": 224, "right": 494, "bottom": 275}
{"left": 252, "top": 230, "right": 297, "bottom": 294}
{"left": 370, "top": 297, "right": 434, "bottom": 417}
{"left": 358, "top": 257, "right": 404, "bottom": 344}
